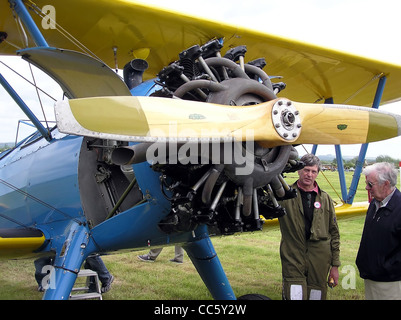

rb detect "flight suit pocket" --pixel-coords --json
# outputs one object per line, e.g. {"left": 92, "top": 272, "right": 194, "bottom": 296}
{"left": 310, "top": 208, "right": 329, "bottom": 240}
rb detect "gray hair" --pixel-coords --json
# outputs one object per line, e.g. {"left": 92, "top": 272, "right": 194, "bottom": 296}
{"left": 362, "top": 162, "right": 398, "bottom": 187}
{"left": 300, "top": 154, "right": 321, "bottom": 172}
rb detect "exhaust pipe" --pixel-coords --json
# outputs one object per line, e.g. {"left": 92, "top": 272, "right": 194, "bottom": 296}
{"left": 123, "top": 59, "right": 149, "bottom": 90}
{"left": 111, "top": 143, "right": 152, "bottom": 165}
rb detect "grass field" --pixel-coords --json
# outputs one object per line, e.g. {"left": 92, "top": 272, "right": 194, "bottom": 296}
{"left": 0, "top": 171, "right": 377, "bottom": 300}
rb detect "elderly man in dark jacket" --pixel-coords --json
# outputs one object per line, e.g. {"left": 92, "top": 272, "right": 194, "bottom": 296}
{"left": 356, "top": 162, "right": 401, "bottom": 300}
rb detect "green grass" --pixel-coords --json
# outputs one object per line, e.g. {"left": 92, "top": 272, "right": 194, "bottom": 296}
{"left": 0, "top": 216, "right": 366, "bottom": 300}
{"left": 0, "top": 171, "right": 375, "bottom": 300}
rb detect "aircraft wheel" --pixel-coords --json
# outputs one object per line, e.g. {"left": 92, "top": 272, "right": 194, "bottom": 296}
{"left": 237, "top": 293, "right": 271, "bottom": 300}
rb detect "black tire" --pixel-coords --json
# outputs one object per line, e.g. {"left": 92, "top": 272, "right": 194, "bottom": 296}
{"left": 237, "top": 294, "right": 271, "bottom": 300}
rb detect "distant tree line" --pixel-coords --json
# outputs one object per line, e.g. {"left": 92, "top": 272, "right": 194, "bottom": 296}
{"left": 323, "top": 155, "right": 401, "bottom": 169}
{"left": 374, "top": 155, "right": 401, "bottom": 166}
{"left": 0, "top": 143, "right": 14, "bottom": 153}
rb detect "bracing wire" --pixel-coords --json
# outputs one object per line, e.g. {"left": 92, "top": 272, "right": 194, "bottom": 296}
{"left": 26, "top": 0, "right": 106, "bottom": 64}
{"left": 0, "top": 178, "right": 83, "bottom": 225}
{"left": 0, "top": 60, "right": 57, "bottom": 102}
{"left": 27, "top": 62, "right": 51, "bottom": 135}
{"left": 301, "top": 144, "right": 343, "bottom": 205}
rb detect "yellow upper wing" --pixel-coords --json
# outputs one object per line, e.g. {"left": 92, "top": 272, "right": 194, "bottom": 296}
{"left": 1, "top": 0, "right": 401, "bottom": 106}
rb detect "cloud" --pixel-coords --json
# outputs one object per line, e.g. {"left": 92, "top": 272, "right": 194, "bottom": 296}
{"left": 0, "top": 56, "right": 60, "bottom": 142}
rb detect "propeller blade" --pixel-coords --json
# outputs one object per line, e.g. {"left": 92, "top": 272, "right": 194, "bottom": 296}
{"left": 55, "top": 96, "right": 283, "bottom": 143}
{"left": 290, "top": 100, "right": 401, "bottom": 146}
{"left": 55, "top": 96, "right": 401, "bottom": 147}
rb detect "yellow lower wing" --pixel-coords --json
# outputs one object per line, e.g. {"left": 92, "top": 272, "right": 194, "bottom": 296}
{"left": 334, "top": 202, "right": 370, "bottom": 219}
{"left": 0, "top": 229, "right": 45, "bottom": 259}
{"left": 262, "top": 201, "right": 369, "bottom": 229}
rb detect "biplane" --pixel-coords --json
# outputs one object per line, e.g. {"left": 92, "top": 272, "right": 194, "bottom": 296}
{"left": 1, "top": 0, "right": 401, "bottom": 300}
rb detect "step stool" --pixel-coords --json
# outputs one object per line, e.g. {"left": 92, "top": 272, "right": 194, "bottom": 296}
{"left": 69, "top": 269, "right": 102, "bottom": 300}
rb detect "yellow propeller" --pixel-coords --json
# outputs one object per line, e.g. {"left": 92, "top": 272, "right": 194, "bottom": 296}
{"left": 55, "top": 96, "right": 401, "bottom": 147}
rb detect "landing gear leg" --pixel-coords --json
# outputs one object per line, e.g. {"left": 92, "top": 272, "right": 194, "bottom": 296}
{"left": 43, "top": 222, "right": 94, "bottom": 300}
{"left": 183, "top": 225, "right": 236, "bottom": 300}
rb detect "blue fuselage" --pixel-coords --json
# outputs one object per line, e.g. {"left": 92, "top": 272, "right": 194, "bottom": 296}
{"left": 0, "top": 131, "right": 83, "bottom": 231}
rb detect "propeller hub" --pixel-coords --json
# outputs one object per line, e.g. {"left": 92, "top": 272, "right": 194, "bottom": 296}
{"left": 272, "top": 99, "right": 302, "bottom": 141}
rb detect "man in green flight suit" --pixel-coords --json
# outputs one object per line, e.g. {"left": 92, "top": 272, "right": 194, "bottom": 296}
{"left": 279, "top": 154, "right": 340, "bottom": 300}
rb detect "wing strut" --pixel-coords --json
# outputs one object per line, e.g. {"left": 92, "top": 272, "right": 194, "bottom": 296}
{"left": 0, "top": 72, "right": 52, "bottom": 141}
{"left": 312, "top": 75, "right": 387, "bottom": 204}
{"left": 347, "top": 76, "right": 387, "bottom": 203}
{"left": 2, "top": 0, "right": 52, "bottom": 141}
{"left": 9, "top": 0, "right": 49, "bottom": 47}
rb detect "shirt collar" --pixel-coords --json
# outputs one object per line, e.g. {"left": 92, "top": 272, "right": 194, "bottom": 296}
{"left": 297, "top": 180, "right": 319, "bottom": 193}
{"left": 375, "top": 188, "right": 396, "bottom": 210}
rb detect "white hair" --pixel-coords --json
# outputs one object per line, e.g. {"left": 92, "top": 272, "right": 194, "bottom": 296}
{"left": 362, "top": 162, "right": 398, "bottom": 187}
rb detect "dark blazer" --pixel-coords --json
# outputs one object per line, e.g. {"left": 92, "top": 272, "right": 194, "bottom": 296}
{"left": 356, "top": 188, "right": 401, "bottom": 282}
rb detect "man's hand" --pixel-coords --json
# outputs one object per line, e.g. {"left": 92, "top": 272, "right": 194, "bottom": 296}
{"left": 328, "top": 266, "right": 339, "bottom": 288}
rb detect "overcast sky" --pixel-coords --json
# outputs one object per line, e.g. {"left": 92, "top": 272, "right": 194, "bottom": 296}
{"left": 1, "top": 0, "right": 401, "bottom": 159}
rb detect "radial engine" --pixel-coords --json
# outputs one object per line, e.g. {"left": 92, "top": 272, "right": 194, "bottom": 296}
{"left": 114, "top": 40, "right": 304, "bottom": 235}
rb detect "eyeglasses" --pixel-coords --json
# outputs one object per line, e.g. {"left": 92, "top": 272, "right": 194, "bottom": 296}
{"left": 366, "top": 181, "right": 377, "bottom": 188}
